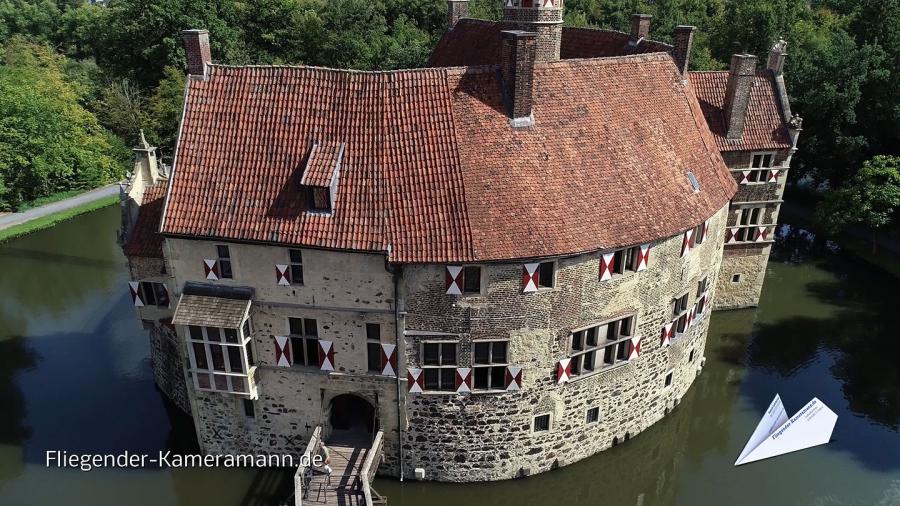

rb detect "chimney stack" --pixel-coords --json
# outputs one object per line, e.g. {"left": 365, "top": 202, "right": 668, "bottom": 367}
{"left": 447, "top": 0, "right": 469, "bottom": 29}
{"left": 672, "top": 25, "right": 695, "bottom": 78}
{"left": 182, "top": 29, "right": 211, "bottom": 78}
{"left": 767, "top": 39, "right": 788, "bottom": 76}
{"left": 724, "top": 54, "right": 758, "bottom": 140}
{"left": 630, "top": 14, "right": 652, "bottom": 43}
{"left": 501, "top": 0, "right": 562, "bottom": 61}
{"left": 500, "top": 30, "right": 537, "bottom": 127}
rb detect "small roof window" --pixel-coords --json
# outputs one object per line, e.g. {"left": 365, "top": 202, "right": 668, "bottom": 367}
{"left": 687, "top": 171, "right": 701, "bottom": 192}
{"left": 299, "top": 140, "right": 345, "bottom": 214}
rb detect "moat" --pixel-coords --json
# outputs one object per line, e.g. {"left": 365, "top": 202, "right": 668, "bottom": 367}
{"left": 1, "top": 205, "right": 899, "bottom": 505}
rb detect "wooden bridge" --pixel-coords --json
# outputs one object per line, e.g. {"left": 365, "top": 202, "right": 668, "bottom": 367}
{"left": 292, "top": 427, "right": 386, "bottom": 506}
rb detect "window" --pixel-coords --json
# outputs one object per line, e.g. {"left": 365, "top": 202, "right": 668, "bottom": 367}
{"left": 688, "top": 349, "right": 696, "bottom": 363}
{"left": 693, "top": 223, "right": 705, "bottom": 245}
{"left": 612, "top": 246, "right": 640, "bottom": 275}
{"left": 533, "top": 413, "right": 551, "bottom": 432}
{"left": 586, "top": 407, "right": 600, "bottom": 424}
{"left": 732, "top": 273, "right": 742, "bottom": 283}
{"left": 288, "top": 317, "right": 319, "bottom": 367}
{"left": 751, "top": 153, "right": 774, "bottom": 169}
{"left": 138, "top": 281, "right": 169, "bottom": 308}
{"left": 736, "top": 207, "right": 762, "bottom": 241}
{"left": 308, "top": 187, "right": 332, "bottom": 213}
{"left": 472, "top": 340, "right": 508, "bottom": 391}
{"left": 664, "top": 371, "right": 674, "bottom": 387}
{"left": 366, "top": 323, "right": 381, "bottom": 372}
{"left": 288, "top": 249, "right": 304, "bottom": 285}
{"left": 216, "top": 245, "right": 233, "bottom": 279}
{"left": 569, "top": 315, "right": 635, "bottom": 377}
{"left": 673, "top": 293, "right": 690, "bottom": 334}
{"left": 696, "top": 277, "right": 709, "bottom": 315}
{"left": 538, "top": 261, "right": 555, "bottom": 289}
{"left": 187, "top": 322, "right": 254, "bottom": 395}
{"left": 243, "top": 399, "right": 255, "bottom": 418}
{"left": 421, "top": 341, "right": 457, "bottom": 392}
{"left": 462, "top": 266, "right": 482, "bottom": 295}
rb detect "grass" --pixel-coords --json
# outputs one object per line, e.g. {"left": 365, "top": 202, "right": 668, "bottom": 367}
{"left": 0, "top": 195, "right": 119, "bottom": 244}
{"left": 15, "top": 189, "right": 87, "bottom": 212}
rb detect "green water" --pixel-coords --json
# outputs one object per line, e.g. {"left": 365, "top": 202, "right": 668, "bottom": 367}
{"left": 1, "top": 207, "right": 899, "bottom": 505}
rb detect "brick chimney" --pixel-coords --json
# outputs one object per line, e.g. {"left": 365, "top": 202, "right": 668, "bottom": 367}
{"left": 724, "top": 54, "right": 758, "bottom": 139}
{"left": 182, "top": 29, "right": 211, "bottom": 78}
{"left": 767, "top": 39, "right": 788, "bottom": 76}
{"left": 500, "top": 30, "right": 537, "bottom": 127}
{"left": 630, "top": 14, "right": 651, "bottom": 43}
{"left": 672, "top": 25, "right": 695, "bottom": 78}
{"left": 501, "top": 0, "right": 562, "bottom": 61}
{"left": 447, "top": 0, "right": 469, "bottom": 29}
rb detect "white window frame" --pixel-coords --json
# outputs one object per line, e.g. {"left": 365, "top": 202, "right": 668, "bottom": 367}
{"left": 611, "top": 246, "right": 641, "bottom": 276}
{"left": 673, "top": 292, "right": 690, "bottom": 336}
{"left": 420, "top": 340, "right": 459, "bottom": 393}
{"left": 746, "top": 151, "right": 777, "bottom": 185}
{"left": 735, "top": 207, "right": 765, "bottom": 242}
{"left": 568, "top": 314, "right": 636, "bottom": 379}
{"left": 532, "top": 413, "right": 552, "bottom": 433}
{"left": 186, "top": 320, "right": 255, "bottom": 397}
{"left": 471, "top": 339, "right": 509, "bottom": 392}
{"left": 288, "top": 317, "right": 320, "bottom": 368}
{"left": 138, "top": 281, "right": 169, "bottom": 308}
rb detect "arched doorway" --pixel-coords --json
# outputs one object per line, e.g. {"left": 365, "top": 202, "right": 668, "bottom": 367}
{"left": 328, "top": 394, "right": 376, "bottom": 445}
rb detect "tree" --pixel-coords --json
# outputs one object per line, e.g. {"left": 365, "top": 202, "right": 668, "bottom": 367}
{"left": 817, "top": 155, "right": 900, "bottom": 253}
{"left": 146, "top": 65, "right": 185, "bottom": 158}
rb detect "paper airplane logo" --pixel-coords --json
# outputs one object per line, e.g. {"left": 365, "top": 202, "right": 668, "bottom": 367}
{"left": 735, "top": 394, "right": 838, "bottom": 466}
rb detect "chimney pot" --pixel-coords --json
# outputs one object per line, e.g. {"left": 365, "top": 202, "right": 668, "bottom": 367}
{"left": 724, "top": 54, "right": 758, "bottom": 140}
{"left": 767, "top": 39, "right": 788, "bottom": 76}
{"left": 672, "top": 25, "right": 695, "bottom": 78}
{"left": 630, "top": 14, "right": 652, "bottom": 42}
{"left": 501, "top": 30, "right": 537, "bottom": 126}
{"left": 182, "top": 29, "right": 211, "bottom": 78}
{"left": 447, "top": 0, "right": 469, "bottom": 29}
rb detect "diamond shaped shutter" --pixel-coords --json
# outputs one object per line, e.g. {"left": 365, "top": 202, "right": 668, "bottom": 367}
{"left": 445, "top": 266, "right": 463, "bottom": 295}
{"left": 636, "top": 244, "right": 650, "bottom": 271}
{"left": 628, "top": 336, "right": 642, "bottom": 360}
{"left": 318, "top": 340, "right": 335, "bottom": 371}
{"left": 128, "top": 281, "right": 144, "bottom": 307}
{"left": 407, "top": 368, "right": 424, "bottom": 393}
{"left": 204, "top": 259, "right": 219, "bottom": 280}
{"left": 660, "top": 322, "right": 674, "bottom": 347}
{"left": 768, "top": 169, "right": 780, "bottom": 183}
{"left": 275, "top": 264, "right": 290, "bottom": 286}
{"left": 505, "top": 366, "right": 523, "bottom": 391}
{"left": 681, "top": 230, "right": 693, "bottom": 257}
{"left": 274, "top": 336, "right": 293, "bottom": 367}
{"left": 380, "top": 343, "right": 397, "bottom": 377}
{"left": 702, "top": 220, "right": 710, "bottom": 242}
{"left": 756, "top": 226, "right": 769, "bottom": 242}
{"left": 599, "top": 253, "right": 615, "bottom": 281}
{"left": 455, "top": 368, "right": 472, "bottom": 394}
{"left": 726, "top": 228, "right": 739, "bottom": 244}
{"left": 556, "top": 358, "right": 571, "bottom": 385}
{"left": 522, "top": 263, "right": 540, "bottom": 293}
{"left": 740, "top": 170, "right": 751, "bottom": 184}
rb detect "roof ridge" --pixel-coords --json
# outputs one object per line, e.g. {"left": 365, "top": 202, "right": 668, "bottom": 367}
{"left": 208, "top": 63, "right": 449, "bottom": 76}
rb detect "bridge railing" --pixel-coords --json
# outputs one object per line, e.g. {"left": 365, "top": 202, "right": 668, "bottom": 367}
{"left": 293, "top": 426, "right": 322, "bottom": 506}
{"left": 360, "top": 430, "right": 385, "bottom": 506}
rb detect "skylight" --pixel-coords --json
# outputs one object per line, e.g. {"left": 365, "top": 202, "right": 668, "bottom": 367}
{"left": 687, "top": 171, "right": 701, "bottom": 192}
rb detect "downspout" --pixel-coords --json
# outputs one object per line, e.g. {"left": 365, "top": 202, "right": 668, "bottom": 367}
{"left": 384, "top": 255, "right": 405, "bottom": 482}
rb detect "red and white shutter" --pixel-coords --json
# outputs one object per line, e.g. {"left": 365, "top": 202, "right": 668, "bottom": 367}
{"left": 455, "top": 367, "right": 472, "bottom": 394}
{"left": 756, "top": 226, "right": 769, "bottom": 242}
{"left": 702, "top": 220, "right": 710, "bottom": 242}
{"left": 599, "top": 253, "right": 615, "bottom": 281}
{"left": 380, "top": 343, "right": 397, "bottom": 377}
{"left": 688, "top": 306, "right": 696, "bottom": 328}
{"left": 681, "top": 230, "right": 693, "bottom": 257}
{"left": 275, "top": 264, "right": 290, "bottom": 286}
{"left": 407, "top": 368, "right": 424, "bottom": 393}
{"left": 726, "top": 228, "right": 739, "bottom": 244}
{"left": 636, "top": 244, "right": 650, "bottom": 271}
{"left": 128, "top": 281, "right": 144, "bottom": 307}
{"left": 768, "top": 169, "right": 780, "bottom": 183}
{"left": 505, "top": 366, "right": 523, "bottom": 391}
{"left": 660, "top": 322, "right": 674, "bottom": 347}
{"left": 445, "top": 265, "right": 463, "bottom": 295}
{"left": 740, "top": 170, "right": 751, "bottom": 184}
{"left": 204, "top": 259, "right": 219, "bottom": 280}
{"left": 556, "top": 358, "right": 571, "bottom": 385}
{"left": 318, "top": 340, "right": 335, "bottom": 371}
{"left": 628, "top": 336, "right": 642, "bottom": 360}
{"left": 522, "top": 263, "right": 540, "bottom": 293}
{"left": 274, "top": 336, "right": 293, "bottom": 367}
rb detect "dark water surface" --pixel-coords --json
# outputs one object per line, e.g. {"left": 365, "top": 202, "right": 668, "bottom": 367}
{"left": 1, "top": 207, "right": 899, "bottom": 505}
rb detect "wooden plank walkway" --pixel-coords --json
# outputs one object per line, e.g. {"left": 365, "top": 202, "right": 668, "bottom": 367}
{"left": 301, "top": 439, "right": 370, "bottom": 505}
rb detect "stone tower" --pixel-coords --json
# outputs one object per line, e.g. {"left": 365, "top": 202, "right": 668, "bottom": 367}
{"left": 502, "top": 0, "right": 563, "bottom": 61}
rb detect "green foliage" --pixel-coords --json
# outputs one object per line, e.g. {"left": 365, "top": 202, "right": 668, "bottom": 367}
{"left": 817, "top": 156, "right": 900, "bottom": 235}
{"left": 146, "top": 66, "right": 186, "bottom": 158}
{"left": 0, "top": 37, "right": 128, "bottom": 211}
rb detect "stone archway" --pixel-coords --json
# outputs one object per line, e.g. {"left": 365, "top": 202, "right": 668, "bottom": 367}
{"left": 327, "top": 393, "right": 376, "bottom": 445}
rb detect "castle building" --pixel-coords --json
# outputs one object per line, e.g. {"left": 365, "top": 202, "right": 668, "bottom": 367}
{"left": 120, "top": 1, "right": 799, "bottom": 484}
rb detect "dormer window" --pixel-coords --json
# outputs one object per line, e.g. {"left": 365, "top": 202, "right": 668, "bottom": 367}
{"left": 299, "top": 140, "right": 345, "bottom": 215}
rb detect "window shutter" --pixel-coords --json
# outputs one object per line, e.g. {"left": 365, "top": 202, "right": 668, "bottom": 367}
{"left": 455, "top": 367, "right": 472, "bottom": 394}
{"left": 636, "top": 244, "right": 650, "bottom": 271}
{"left": 681, "top": 230, "right": 693, "bottom": 257}
{"left": 599, "top": 253, "right": 615, "bottom": 281}
{"left": 768, "top": 169, "right": 780, "bottom": 183}
{"left": 380, "top": 343, "right": 397, "bottom": 377}
{"left": 407, "top": 368, "right": 424, "bottom": 393}
{"left": 756, "top": 226, "right": 769, "bottom": 242}
{"left": 275, "top": 264, "right": 290, "bottom": 286}
{"left": 556, "top": 358, "right": 571, "bottom": 385}
{"left": 274, "top": 336, "right": 293, "bottom": 367}
{"left": 702, "top": 220, "right": 710, "bottom": 242}
{"left": 522, "top": 263, "right": 540, "bottom": 292}
{"left": 445, "top": 265, "right": 463, "bottom": 295}
{"left": 660, "top": 322, "right": 674, "bottom": 347}
{"left": 204, "top": 259, "right": 219, "bottom": 280}
{"left": 688, "top": 306, "right": 696, "bottom": 328}
{"left": 505, "top": 366, "right": 523, "bottom": 391}
{"left": 628, "top": 336, "right": 642, "bottom": 360}
{"left": 318, "top": 340, "right": 335, "bottom": 371}
{"left": 740, "top": 170, "right": 751, "bottom": 184}
{"left": 726, "top": 228, "right": 739, "bottom": 244}
{"left": 128, "top": 281, "right": 144, "bottom": 307}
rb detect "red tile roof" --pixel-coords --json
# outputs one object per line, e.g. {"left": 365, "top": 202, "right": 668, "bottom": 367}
{"left": 124, "top": 184, "right": 166, "bottom": 258}
{"left": 689, "top": 71, "right": 792, "bottom": 152}
{"left": 429, "top": 19, "right": 671, "bottom": 68}
{"left": 300, "top": 141, "right": 344, "bottom": 187}
{"left": 161, "top": 54, "right": 736, "bottom": 263}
